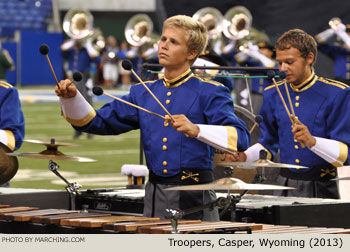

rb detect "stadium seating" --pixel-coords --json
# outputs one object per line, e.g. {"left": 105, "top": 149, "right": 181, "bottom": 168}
{"left": 0, "top": 0, "right": 52, "bottom": 38}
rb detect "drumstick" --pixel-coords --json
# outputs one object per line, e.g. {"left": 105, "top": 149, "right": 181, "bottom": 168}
{"left": 39, "top": 44, "right": 60, "bottom": 88}
{"left": 122, "top": 59, "right": 175, "bottom": 122}
{"left": 267, "top": 70, "right": 305, "bottom": 148}
{"left": 92, "top": 86, "right": 166, "bottom": 120}
{"left": 250, "top": 115, "right": 263, "bottom": 134}
{"left": 280, "top": 71, "right": 296, "bottom": 121}
{"left": 279, "top": 71, "right": 305, "bottom": 148}
{"left": 267, "top": 70, "right": 295, "bottom": 125}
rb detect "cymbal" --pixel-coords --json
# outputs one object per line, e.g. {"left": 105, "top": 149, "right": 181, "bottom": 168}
{"left": 7, "top": 150, "right": 95, "bottom": 162}
{"left": 166, "top": 177, "right": 294, "bottom": 191}
{"left": 0, "top": 143, "right": 19, "bottom": 184}
{"left": 25, "top": 139, "right": 80, "bottom": 147}
{"left": 219, "top": 159, "right": 308, "bottom": 169}
{"left": 331, "top": 177, "right": 350, "bottom": 181}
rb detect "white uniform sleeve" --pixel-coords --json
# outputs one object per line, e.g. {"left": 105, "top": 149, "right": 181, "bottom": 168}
{"left": 244, "top": 143, "right": 272, "bottom": 162}
{"left": 309, "top": 137, "right": 348, "bottom": 167}
{"left": 59, "top": 91, "right": 96, "bottom": 127}
{"left": 196, "top": 124, "right": 239, "bottom": 154}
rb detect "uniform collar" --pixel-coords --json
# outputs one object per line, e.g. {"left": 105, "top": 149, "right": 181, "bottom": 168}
{"left": 163, "top": 69, "right": 193, "bottom": 88}
{"left": 290, "top": 71, "right": 317, "bottom": 92}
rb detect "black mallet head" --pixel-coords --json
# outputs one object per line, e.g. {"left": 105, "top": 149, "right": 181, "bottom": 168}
{"left": 279, "top": 71, "right": 287, "bottom": 80}
{"left": 73, "top": 71, "right": 83, "bottom": 82}
{"left": 92, "top": 86, "right": 104, "bottom": 96}
{"left": 255, "top": 115, "right": 263, "bottom": 124}
{"left": 121, "top": 59, "right": 133, "bottom": 71}
{"left": 39, "top": 44, "right": 49, "bottom": 55}
{"left": 266, "top": 70, "right": 276, "bottom": 79}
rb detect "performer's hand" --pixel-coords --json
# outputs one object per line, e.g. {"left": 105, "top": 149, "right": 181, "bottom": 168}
{"left": 55, "top": 79, "right": 77, "bottom": 99}
{"left": 168, "top": 114, "right": 200, "bottom": 138}
{"left": 224, "top": 152, "right": 247, "bottom": 162}
{"left": 291, "top": 117, "right": 316, "bottom": 148}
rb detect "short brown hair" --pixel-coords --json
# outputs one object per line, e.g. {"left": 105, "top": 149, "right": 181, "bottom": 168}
{"left": 276, "top": 29, "right": 317, "bottom": 66}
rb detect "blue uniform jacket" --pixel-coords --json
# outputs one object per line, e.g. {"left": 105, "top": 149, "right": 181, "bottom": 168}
{"left": 76, "top": 70, "right": 250, "bottom": 177}
{"left": 0, "top": 82, "right": 25, "bottom": 150}
{"left": 62, "top": 47, "right": 101, "bottom": 72}
{"left": 258, "top": 72, "right": 350, "bottom": 175}
{"left": 317, "top": 42, "right": 350, "bottom": 80}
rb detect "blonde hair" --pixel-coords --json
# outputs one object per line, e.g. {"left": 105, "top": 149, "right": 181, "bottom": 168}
{"left": 163, "top": 15, "right": 208, "bottom": 63}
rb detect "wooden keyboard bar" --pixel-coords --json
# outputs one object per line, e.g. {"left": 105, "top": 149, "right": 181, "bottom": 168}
{"left": 139, "top": 221, "right": 263, "bottom": 234}
{"left": 0, "top": 207, "right": 39, "bottom": 220}
{"left": 8, "top": 209, "right": 75, "bottom": 222}
{"left": 31, "top": 211, "right": 80, "bottom": 223}
{"left": 79, "top": 216, "right": 160, "bottom": 228}
{"left": 105, "top": 219, "right": 202, "bottom": 232}
{"left": 59, "top": 213, "right": 112, "bottom": 226}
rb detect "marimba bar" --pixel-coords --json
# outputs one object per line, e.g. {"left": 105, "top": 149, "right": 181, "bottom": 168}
{"left": 1, "top": 205, "right": 350, "bottom": 234}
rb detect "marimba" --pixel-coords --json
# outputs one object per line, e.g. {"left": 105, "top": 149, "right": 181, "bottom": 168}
{"left": 1, "top": 204, "right": 350, "bottom": 234}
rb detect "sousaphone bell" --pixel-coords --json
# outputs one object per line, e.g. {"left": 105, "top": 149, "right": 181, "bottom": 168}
{"left": 223, "top": 6, "right": 252, "bottom": 41}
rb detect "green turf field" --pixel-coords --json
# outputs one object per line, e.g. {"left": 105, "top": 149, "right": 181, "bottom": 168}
{"left": 10, "top": 100, "right": 141, "bottom": 190}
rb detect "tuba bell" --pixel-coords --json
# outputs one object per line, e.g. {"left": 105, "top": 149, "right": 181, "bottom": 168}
{"left": 223, "top": 6, "right": 252, "bottom": 41}
{"left": 63, "top": 9, "right": 94, "bottom": 40}
{"left": 125, "top": 14, "right": 153, "bottom": 47}
{"left": 192, "top": 7, "right": 224, "bottom": 41}
{"left": 329, "top": 17, "right": 342, "bottom": 30}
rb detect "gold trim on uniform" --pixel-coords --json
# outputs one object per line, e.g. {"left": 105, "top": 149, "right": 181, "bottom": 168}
{"left": 193, "top": 75, "right": 223, "bottom": 87}
{"left": 320, "top": 168, "right": 336, "bottom": 178}
{"left": 224, "top": 126, "right": 238, "bottom": 152}
{"left": 4, "top": 130, "right": 15, "bottom": 151}
{"left": 163, "top": 69, "right": 193, "bottom": 88}
{"left": 332, "top": 141, "right": 349, "bottom": 167}
{"left": 181, "top": 171, "right": 199, "bottom": 182}
{"left": 64, "top": 108, "right": 96, "bottom": 127}
{"left": 290, "top": 72, "right": 317, "bottom": 92}
{"left": 0, "top": 81, "right": 13, "bottom": 88}
{"left": 319, "top": 77, "right": 349, "bottom": 89}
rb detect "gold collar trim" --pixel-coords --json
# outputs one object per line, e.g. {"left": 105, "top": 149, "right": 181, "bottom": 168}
{"left": 163, "top": 69, "right": 193, "bottom": 88}
{"left": 290, "top": 72, "right": 317, "bottom": 92}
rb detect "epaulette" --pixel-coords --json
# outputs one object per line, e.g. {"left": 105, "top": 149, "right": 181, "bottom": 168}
{"left": 318, "top": 77, "right": 349, "bottom": 89}
{"left": 134, "top": 79, "right": 157, "bottom": 86}
{"left": 0, "top": 81, "right": 13, "bottom": 89}
{"left": 264, "top": 79, "right": 284, "bottom": 91}
{"left": 193, "top": 75, "right": 223, "bottom": 87}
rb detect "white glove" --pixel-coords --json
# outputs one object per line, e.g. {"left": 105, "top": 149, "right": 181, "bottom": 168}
{"left": 246, "top": 42, "right": 274, "bottom": 67}
{"left": 334, "top": 24, "right": 350, "bottom": 48}
{"left": 84, "top": 39, "right": 100, "bottom": 58}
{"left": 234, "top": 51, "right": 249, "bottom": 63}
{"left": 61, "top": 39, "right": 76, "bottom": 51}
{"left": 316, "top": 29, "right": 335, "bottom": 43}
{"left": 142, "top": 47, "right": 158, "bottom": 60}
{"left": 126, "top": 47, "right": 139, "bottom": 58}
{"left": 222, "top": 41, "right": 236, "bottom": 54}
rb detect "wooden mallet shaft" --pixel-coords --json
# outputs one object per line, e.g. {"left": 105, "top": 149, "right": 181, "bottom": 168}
{"left": 122, "top": 60, "right": 175, "bottom": 122}
{"left": 92, "top": 86, "right": 166, "bottom": 120}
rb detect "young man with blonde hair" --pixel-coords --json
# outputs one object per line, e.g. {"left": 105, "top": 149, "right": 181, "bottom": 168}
{"left": 55, "top": 15, "right": 250, "bottom": 220}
